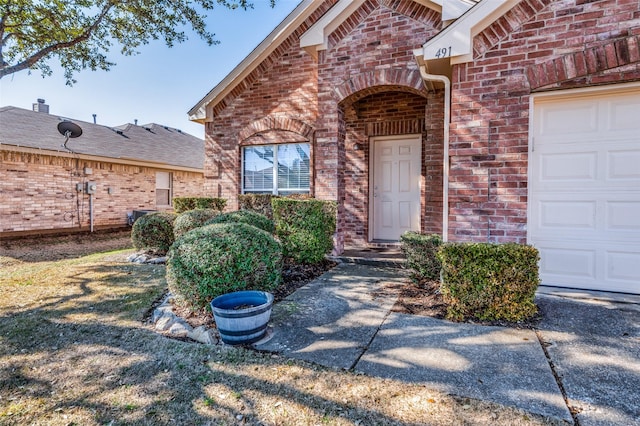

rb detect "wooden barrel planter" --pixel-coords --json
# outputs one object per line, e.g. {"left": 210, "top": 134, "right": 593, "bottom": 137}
{"left": 210, "top": 290, "right": 274, "bottom": 345}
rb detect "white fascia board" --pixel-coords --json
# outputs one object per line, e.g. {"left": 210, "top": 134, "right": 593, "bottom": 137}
{"left": 300, "top": 0, "right": 442, "bottom": 56}
{"left": 188, "top": 0, "right": 319, "bottom": 123}
{"left": 420, "top": 0, "right": 520, "bottom": 64}
{"left": 300, "top": 0, "right": 366, "bottom": 56}
{"left": 442, "top": 0, "right": 477, "bottom": 22}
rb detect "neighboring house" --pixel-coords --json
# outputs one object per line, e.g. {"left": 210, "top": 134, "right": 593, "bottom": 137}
{"left": 189, "top": 0, "right": 639, "bottom": 294}
{"left": 1, "top": 101, "right": 204, "bottom": 237}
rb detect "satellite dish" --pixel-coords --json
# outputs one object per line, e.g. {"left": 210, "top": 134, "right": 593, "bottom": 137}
{"left": 57, "top": 120, "right": 82, "bottom": 152}
{"left": 57, "top": 121, "right": 83, "bottom": 138}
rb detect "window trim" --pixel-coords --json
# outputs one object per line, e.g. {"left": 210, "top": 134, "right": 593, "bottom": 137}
{"left": 155, "top": 171, "right": 173, "bottom": 207}
{"left": 241, "top": 143, "right": 310, "bottom": 195}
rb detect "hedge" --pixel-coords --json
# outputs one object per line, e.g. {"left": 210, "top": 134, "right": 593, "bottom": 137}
{"left": 238, "top": 193, "right": 313, "bottom": 219}
{"left": 400, "top": 232, "right": 442, "bottom": 282}
{"left": 173, "top": 197, "right": 227, "bottom": 214}
{"left": 272, "top": 198, "right": 336, "bottom": 264}
{"left": 437, "top": 242, "right": 540, "bottom": 322}
{"left": 238, "top": 194, "right": 277, "bottom": 219}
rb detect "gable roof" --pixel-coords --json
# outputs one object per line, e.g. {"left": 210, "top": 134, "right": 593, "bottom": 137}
{"left": 0, "top": 106, "right": 204, "bottom": 171}
{"left": 188, "top": 0, "right": 486, "bottom": 122}
{"left": 188, "top": 0, "right": 319, "bottom": 122}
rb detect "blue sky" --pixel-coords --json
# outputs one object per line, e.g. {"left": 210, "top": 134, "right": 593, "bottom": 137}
{"left": 0, "top": 1, "right": 300, "bottom": 138}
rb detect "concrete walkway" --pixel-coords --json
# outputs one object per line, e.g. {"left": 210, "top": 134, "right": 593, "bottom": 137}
{"left": 256, "top": 263, "right": 640, "bottom": 425}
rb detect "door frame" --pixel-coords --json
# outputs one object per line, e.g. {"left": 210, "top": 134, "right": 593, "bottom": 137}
{"left": 368, "top": 134, "right": 422, "bottom": 242}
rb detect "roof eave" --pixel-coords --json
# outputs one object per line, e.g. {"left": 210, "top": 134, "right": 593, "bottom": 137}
{"left": 418, "top": 0, "right": 521, "bottom": 67}
{"left": 187, "top": 0, "right": 319, "bottom": 123}
{"left": 0, "top": 144, "right": 204, "bottom": 173}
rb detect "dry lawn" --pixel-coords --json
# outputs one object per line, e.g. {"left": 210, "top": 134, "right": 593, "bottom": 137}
{"left": 0, "top": 234, "right": 564, "bottom": 425}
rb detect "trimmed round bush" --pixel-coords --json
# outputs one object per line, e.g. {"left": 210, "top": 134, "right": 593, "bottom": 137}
{"left": 166, "top": 222, "right": 283, "bottom": 310}
{"left": 173, "top": 208, "right": 221, "bottom": 238}
{"left": 131, "top": 211, "right": 177, "bottom": 255}
{"left": 204, "top": 210, "right": 275, "bottom": 234}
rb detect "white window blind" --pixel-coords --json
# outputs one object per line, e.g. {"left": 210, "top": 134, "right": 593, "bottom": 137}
{"left": 243, "top": 143, "right": 310, "bottom": 194}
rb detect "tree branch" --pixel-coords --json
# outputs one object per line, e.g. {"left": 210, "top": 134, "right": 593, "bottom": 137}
{"left": 0, "top": 1, "right": 114, "bottom": 78}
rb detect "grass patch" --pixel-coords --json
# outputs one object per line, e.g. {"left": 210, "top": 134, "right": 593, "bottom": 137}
{"left": 0, "top": 238, "right": 563, "bottom": 425}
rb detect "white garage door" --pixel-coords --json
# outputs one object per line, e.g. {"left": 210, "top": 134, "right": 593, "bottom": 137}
{"left": 529, "top": 85, "right": 640, "bottom": 294}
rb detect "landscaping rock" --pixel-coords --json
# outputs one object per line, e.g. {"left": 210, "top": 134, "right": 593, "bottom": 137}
{"left": 168, "top": 319, "right": 193, "bottom": 337}
{"left": 155, "top": 315, "right": 173, "bottom": 331}
{"left": 127, "top": 252, "right": 166, "bottom": 264}
{"left": 188, "top": 326, "right": 218, "bottom": 345}
{"left": 152, "top": 304, "right": 173, "bottom": 323}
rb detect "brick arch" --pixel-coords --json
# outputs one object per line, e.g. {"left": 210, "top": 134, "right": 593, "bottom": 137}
{"left": 238, "top": 115, "right": 315, "bottom": 142}
{"left": 332, "top": 68, "right": 427, "bottom": 104}
{"left": 526, "top": 35, "right": 640, "bottom": 90}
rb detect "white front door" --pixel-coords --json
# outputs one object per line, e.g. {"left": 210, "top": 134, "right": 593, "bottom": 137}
{"left": 371, "top": 136, "right": 422, "bottom": 241}
{"left": 529, "top": 84, "right": 640, "bottom": 294}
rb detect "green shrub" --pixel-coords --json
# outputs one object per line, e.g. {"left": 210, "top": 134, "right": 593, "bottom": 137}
{"left": 173, "top": 197, "right": 227, "bottom": 214}
{"left": 238, "top": 194, "right": 278, "bottom": 219}
{"left": 437, "top": 242, "right": 540, "bottom": 322}
{"left": 166, "top": 223, "right": 283, "bottom": 310}
{"left": 400, "top": 232, "right": 443, "bottom": 282}
{"left": 173, "top": 209, "right": 221, "bottom": 238}
{"left": 204, "top": 210, "right": 275, "bottom": 234}
{"left": 131, "top": 211, "right": 177, "bottom": 255}
{"left": 272, "top": 198, "right": 336, "bottom": 264}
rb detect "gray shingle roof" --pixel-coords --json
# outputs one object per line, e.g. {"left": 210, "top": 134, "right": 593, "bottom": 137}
{"left": 0, "top": 106, "right": 204, "bottom": 170}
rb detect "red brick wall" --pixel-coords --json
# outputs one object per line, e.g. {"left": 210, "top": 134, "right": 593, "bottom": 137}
{"left": 1, "top": 150, "right": 203, "bottom": 235}
{"left": 448, "top": 0, "right": 640, "bottom": 243}
{"left": 204, "top": 1, "right": 339, "bottom": 210}
{"left": 204, "top": 0, "right": 442, "bottom": 250}
{"left": 317, "top": 1, "right": 440, "bottom": 249}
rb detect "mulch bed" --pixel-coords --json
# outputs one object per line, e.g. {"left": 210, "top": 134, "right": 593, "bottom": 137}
{"left": 389, "top": 278, "right": 448, "bottom": 319}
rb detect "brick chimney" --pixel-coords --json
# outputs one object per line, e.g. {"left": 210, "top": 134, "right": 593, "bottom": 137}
{"left": 32, "top": 98, "right": 49, "bottom": 113}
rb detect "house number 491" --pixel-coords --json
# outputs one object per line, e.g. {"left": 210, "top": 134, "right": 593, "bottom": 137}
{"left": 434, "top": 46, "right": 452, "bottom": 58}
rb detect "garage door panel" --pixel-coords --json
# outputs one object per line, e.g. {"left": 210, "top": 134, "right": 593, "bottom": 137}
{"left": 606, "top": 201, "right": 640, "bottom": 230}
{"left": 539, "top": 245, "right": 597, "bottom": 279}
{"left": 539, "top": 200, "right": 596, "bottom": 229}
{"left": 606, "top": 251, "right": 640, "bottom": 284}
{"left": 530, "top": 86, "right": 640, "bottom": 294}
{"left": 608, "top": 149, "right": 640, "bottom": 180}
{"left": 531, "top": 194, "right": 640, "bottom": 241}
{"left": 537, "top": 242, "right": 639, "bottom": 293}
{"left": 538, "top": 101, "right": 598, "bottom": 142}
{"left": 606, "top": 97, "right": 640, "bottom": 132}
{"left": 538, "top": 152, "right": 597, "bottom": 182}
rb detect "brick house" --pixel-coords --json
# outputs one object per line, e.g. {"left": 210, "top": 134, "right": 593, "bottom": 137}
{"left": 189, "top": 0, "right": 640, "bottom": 294}
{"left": 1, "top": 102, "right": 204, "bottom": 237}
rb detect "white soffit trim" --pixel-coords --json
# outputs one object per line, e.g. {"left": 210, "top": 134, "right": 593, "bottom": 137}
{"left": 188, "top": 0, "right": 318, "bottom": 123}
{"left": 418, "top": 0, "right": 521, "bottom": 65}
{"left": 442, "top": 0, "right": 479, "bottom": 22}
{"left": 300, "top": 0, "right": 443, "bottom": 57}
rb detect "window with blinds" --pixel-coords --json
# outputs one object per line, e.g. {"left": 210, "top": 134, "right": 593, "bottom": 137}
{"left": 243, "top": 143, "right": 310, "bottom": 194}
{"left": 156, "top": 171, "right": 172, "bottom": 207}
